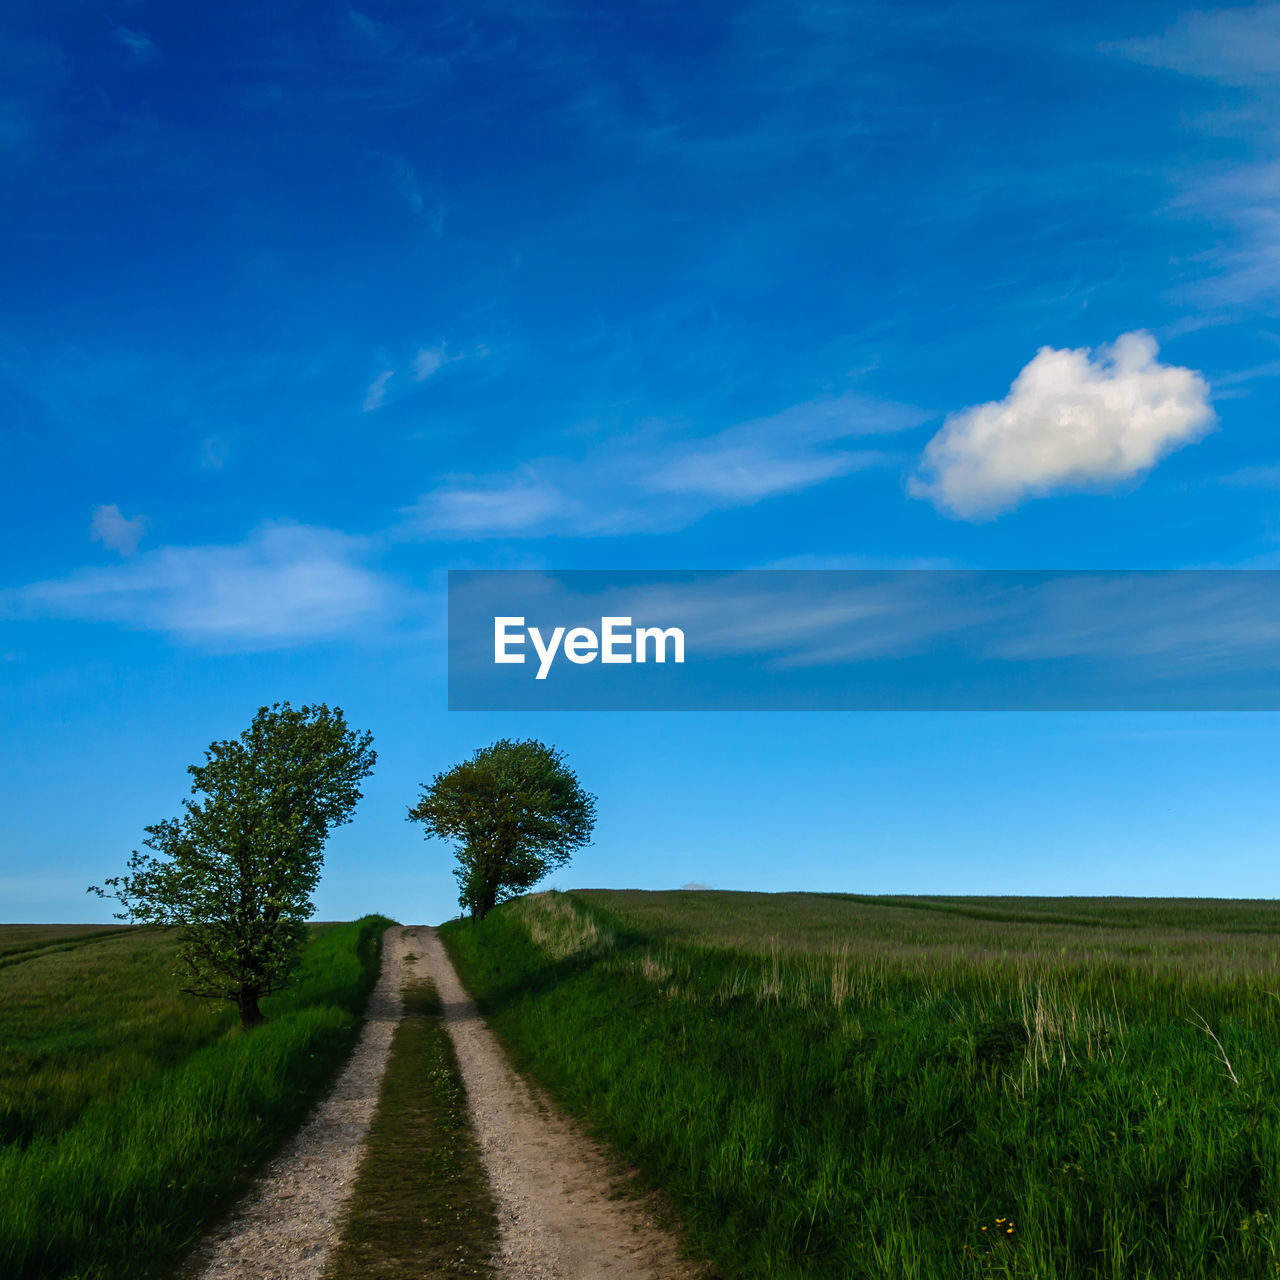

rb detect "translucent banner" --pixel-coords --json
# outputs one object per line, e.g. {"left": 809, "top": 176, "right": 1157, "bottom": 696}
{"left": 447, "top": 570, "right": 1280, "bottom": 711}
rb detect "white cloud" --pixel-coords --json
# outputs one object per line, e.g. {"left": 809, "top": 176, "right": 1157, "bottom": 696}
{"left": 1108, "top": 6, "right": 1280, "bottom": 86}
{"left": 363, "top": 369, "right": 394, "bottom": 411}
{"left": 412, "top": 345, "right": 448, "bottom": 380}
{"left": 649, "top": 394, "right": 925, "bottom": 503}
{"left": 395, "top": 392, "right": 925, "bottom": 542}
{"left": 1108, "top": 8, "right": 1280, "bottom": 307}
{"left": 1175, "top": 163, "right": 1280, "bottom": 308}
{"left": 90, "top": 504, "right": 148, "bottom": 556}
{"left": 656, "top": 448, "right": 866, "bottom": 500}
{"left": 412, "top": 342, "right": 487, "bottom": 381}
{"left": 116, "top": 28, "right": 157, "bottom": 60}
{"left": 910, "top": 332, "right": 1215, "bottom": 520}
{"left": 403, "top": 476, "right": 571, "bottom": 539}
{"left": 7, "top": 524, "right": 392, "bottom": 647}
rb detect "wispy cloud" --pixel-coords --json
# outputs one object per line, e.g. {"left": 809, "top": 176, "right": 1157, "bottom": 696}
{"left": 115, "top": 28, "right": 157, "bottom": 61}
{"left": 402, "top": 391, "right": 927, "bottom": 539}
{"left": 412, "top": 345, "right": 449, "bottom": 381}
{"left": 90, "top": 504, "right": 148, "bottom": 556}
{"left": 1108, "top": 6, "right": 1280, "bottom": 307}
{"left": 1174, "top": 163, "right": 1280, "bottom": 308}
{"left": 648, "top": 394, "right": 922, "bottom": 503}
{"left": 403, "top": 475, "right": 572, "bottom": 539}
{"left": 411, "top": 341, "right": 487, "bottom": 381}
{"left": 1106, "top": 5, "right": 1280, "bottom": 86}
{"left": 911, "top": 333, "right": 1215, "bottom": 520}
{"left": 363, "top": 369, "right": 394, "bottom": 411}
{"left": 5, "top": 524, "right": 394, "bottom": 648}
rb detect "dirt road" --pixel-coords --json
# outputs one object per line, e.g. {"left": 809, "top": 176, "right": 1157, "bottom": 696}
{"left": 184, "top": 926, "right": 410, "bottom": 1280}
{"left": 419, "top": 925, "right": 700, "bottom": 1279}
{"left": 186, "top": 923, "right": 696, "bottom": 1280}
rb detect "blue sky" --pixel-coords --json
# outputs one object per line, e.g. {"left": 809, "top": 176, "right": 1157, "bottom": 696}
{"left": 5, "top": 0, "right": 1280, "bottom": 923}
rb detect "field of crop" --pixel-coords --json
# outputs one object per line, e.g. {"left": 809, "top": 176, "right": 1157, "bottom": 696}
{"left": 0, "top": 915, "right": 393, "bottom": 1280}
{"left": 442, "top": 890, "right": 1280, "bottom": 1280}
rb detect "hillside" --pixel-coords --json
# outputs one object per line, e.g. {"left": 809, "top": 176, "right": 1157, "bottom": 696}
{"left": 442, "top": 889, "right": 1280, "bottom": 1280}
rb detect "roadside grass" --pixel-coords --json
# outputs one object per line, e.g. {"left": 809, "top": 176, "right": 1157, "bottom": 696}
{"left": 442, "top": 890, "right": 1280, "bottom": 1280}
{"left": 0, "top": 914, "right": 394, "bottom": 1280}
{"left": 325, "top": 968, "right": 498, "bottom": 1279}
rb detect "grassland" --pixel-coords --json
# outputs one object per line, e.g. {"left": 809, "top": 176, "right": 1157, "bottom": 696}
{"left": 324, "top": 970, "right": 498, "bottom": 1279}
{"left": 0, "top": 915, "right": 393, "bottom": 1280}
{"left": 441, "top": 890, "right": 1280, "bottom": 1280}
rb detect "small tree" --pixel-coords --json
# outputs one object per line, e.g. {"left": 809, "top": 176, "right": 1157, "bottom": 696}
{"left": 409, "top": 738, "right": 596, "bottom": 922}
{"left": 90, "top": 702, "right": 376, "bottom": 1028}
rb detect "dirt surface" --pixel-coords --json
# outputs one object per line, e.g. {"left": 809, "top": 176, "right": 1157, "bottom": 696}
{"left": 420, "top": 925, "right": 701, "bottom": 1280}
{"left": 184, "top": 925, "right": 411, "bottom": 1280}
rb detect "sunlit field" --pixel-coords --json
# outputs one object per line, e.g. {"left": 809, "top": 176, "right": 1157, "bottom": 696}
{"left": 0, "top": 916, "right": 392, "bottom": 1280}
{"left": 443, "top": 890, "right": 1280, "bottom": 1280}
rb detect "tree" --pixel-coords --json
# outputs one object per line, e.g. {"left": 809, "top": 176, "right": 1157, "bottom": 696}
{"left": 409, "top": 738, "right": 596, "bottom": 923}
{"left": 90, "top": 702, "right": 376, "bottom": 1029}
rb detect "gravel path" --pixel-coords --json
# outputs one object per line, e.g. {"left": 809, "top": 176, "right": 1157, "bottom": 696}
{"left": 419, "top": 925, "right": 699, "bottom": 1280}
{"left": 184, "top": 925, "right": 410, "bottom": 1280}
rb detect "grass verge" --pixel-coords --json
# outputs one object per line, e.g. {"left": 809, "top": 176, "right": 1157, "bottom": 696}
{"left": 0, "top": 914, "right": 394, "bottom": 1280}
{"left": 441, "top": 890, "right": 1280, "bottom": 1280}
{"left": 325, "top": 969, "right": 498, "bottom": 1279}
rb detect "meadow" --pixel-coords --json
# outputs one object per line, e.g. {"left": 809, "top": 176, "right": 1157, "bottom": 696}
{"left": 0, "top": 915, "right": 392, "bottom": 1280}
{"left": 442, "top": 889, "right": 1280, "bottom": 1280}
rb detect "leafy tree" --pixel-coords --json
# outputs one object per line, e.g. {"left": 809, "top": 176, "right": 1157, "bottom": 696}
{"left": 409, "top": 738, "right": 596, "bottom": 923}
{"left": 90, "top": 702, "right": 376, "bottom": 1028}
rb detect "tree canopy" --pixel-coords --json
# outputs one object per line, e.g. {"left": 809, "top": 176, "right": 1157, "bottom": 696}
{"left": 90, "top": 701, "right": 376, "bottom": 1027}
{"left": 409, "top": 738, "right": 596, "bottom": 922}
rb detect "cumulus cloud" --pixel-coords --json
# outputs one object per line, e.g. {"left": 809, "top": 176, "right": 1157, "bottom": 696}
{"left": 910, "top": 332, "right": 1215, "bottom": 520}
{"left": 7, "top": 524, "right": 392, "bottom": 647}
{"left": 90, "top": 504, "right": 148, "bottom": 555}
{"left": 363, "top": 369, "right": 394, "bottom": 411}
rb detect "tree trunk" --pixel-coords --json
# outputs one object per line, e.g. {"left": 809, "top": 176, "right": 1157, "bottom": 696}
{"left": 237, "top": 991, "right": 265, "bottom": 1029}
{"left": 471, "top": 885, "right": 499, "bottom": 925}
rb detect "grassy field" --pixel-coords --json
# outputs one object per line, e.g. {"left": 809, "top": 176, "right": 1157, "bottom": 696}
{"left": 441, "top": 889, "right": 1280, "bottom": 1280}
{"left": 0, "top": 915, "right": 393, "bottom": 1280}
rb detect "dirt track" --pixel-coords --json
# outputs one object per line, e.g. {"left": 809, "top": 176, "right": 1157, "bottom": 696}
{"left": 185, "top": 923, "right": 695, "bottom": 1280}
{"left": 418, "top": 925, "right": 699, "bottom": 1279}
{"left": 184, "top": 925, "right": 410, "bottom": 1280}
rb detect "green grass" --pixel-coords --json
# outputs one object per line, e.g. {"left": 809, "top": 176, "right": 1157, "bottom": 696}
{"left": 441, "top": 889, "right": 1280, "bottom": 1280}
{"left": 0, "top": 924, "right": 133, "bottom": 973}
{"left": 0, "top": 915, "right": 394, "bottom": 1280}
{"left": 325, "top": 970, "right": 498, "bottom": 1279}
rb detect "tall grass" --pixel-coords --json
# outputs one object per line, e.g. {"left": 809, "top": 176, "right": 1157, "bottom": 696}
{"left": 442, "top": 891, "right": 1280, "bottom": 1279}
{"left": 0, "top": 915, "right": 393, "bottom": 1280}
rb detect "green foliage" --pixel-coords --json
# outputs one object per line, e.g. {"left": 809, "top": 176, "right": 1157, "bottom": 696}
{"left": 443, "top": 890, "right": 1280, "bottom": 1280}
{"left": 0, "top": 915, "right": 393, "bottom": 1280}
{"left": 408, "top": 738, "right": 595, "bottom": 921}
{"left": 91, "top": 702, "right": 376, "bottom": 1026}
